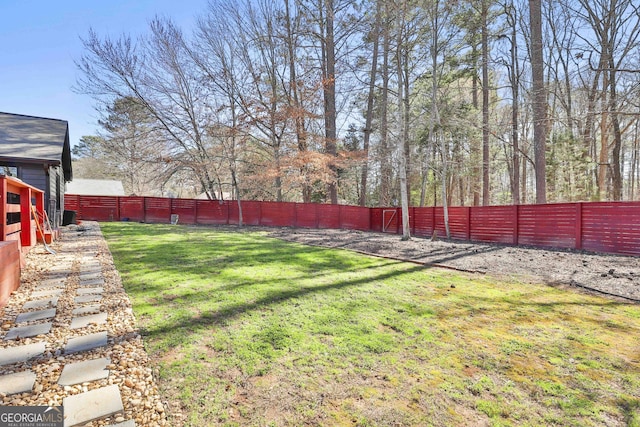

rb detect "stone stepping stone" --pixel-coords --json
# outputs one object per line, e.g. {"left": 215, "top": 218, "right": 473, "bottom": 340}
{"left": 80, "top": 265, "right": 101, "bottom": 274}
{"left": 106, "top": 420, "right": 136, "bottom": 427}
{"left": 4, "top": 322, "right": 52, "bottom": 340}
{"left": 79, "top": 278, "right": 105, "bottom": 287}
{"left": 72, "top": 305, "right": 101, "bottom": 316}
{"left": 36, "top": 279, "right": 66, "bottom": 289}
{"left": 65, "top": 331, "right": 108, "bottom": 354}
{"left": 75, "top": 294, "right": 102, "bottom": 304}
{"left": 16, "top": 308, "right": 56, "bottom": 324}
{"left": 48, "top": 271, "right": 71, "bottom": 280}
{"left": 23, "top": 297, "right": 58, "bottom": 310}
{"left": 0, "top": 342, "right": 45, "bottom": 366}
{"left": 63, "top": 384, "right": 124, "bottom": 427}
{"left": 31, "top": 288, "right": 64, "bottom": 299}
{"left": 79, "top": 272, "right": 103, "bottom": 282}
{"left": 70, "top": 312, "right": 108, "bottom": 330}
{"left": 76, "top": 287, "right": 104, "bottom": 295}
{"left": 58, "top": 357, "right": 110, "bottom": 386}
{"left": 0, "top": 370, "right": 37, "bottom": 395}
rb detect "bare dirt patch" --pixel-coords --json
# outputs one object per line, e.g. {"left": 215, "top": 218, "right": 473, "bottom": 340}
{"left": 266, "top": 227, "right": 640, "bottom": 302}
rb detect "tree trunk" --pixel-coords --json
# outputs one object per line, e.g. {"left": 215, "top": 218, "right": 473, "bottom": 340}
{"left": 509, "top": 4, "right": 520, "bottom": 205}
{"left": 529, "top": 0, "right": 547, "bottom": 204}
{"left": 379, "top": 3, "right": 391, "bottom": 206}
{"left": 396, "top": 0, "right": 410, "bottom": 240}
{"left": 441, "top": 137, "right": 451, "bottom": 239}
{"left": 284, "top": 0, "right": 311, "bottom": 203}
{"left": 608, "top": 66, "right": 623, "bottom": 200}
{"left": 323, "top": 0, "right": 338, "bottom": 204}
{"left": 598, "top": 72, "right": 609, "bottom": 201}
{"left": 471, "top": 44, "right": 481, "bottom": 207}
{"left": 481, "top": 0, "right": 490, "bottom": 206}
{"left": 360, "top": 0, "right": 381, "bottom": 207}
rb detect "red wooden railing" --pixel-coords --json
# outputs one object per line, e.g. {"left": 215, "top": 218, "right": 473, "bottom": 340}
{"left": 65, "top": 195, "right": 640, "bottom": 257}
{"left": 0, "top": 175, "right": 45, "bottom": 249}
{"left": 0, "top": 176, "right": 46, "bottom": 306}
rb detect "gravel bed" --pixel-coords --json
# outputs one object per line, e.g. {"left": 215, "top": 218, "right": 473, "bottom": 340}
{"left": 0, "top": 221, "right": 168, "bottom": 426}
{"left": 267, "top": 227, "right": 640, "bottom": 302}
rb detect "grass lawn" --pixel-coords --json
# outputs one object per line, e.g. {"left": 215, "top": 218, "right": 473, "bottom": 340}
{"left": 101, "top": 222, "right": 640, "bottom": 427}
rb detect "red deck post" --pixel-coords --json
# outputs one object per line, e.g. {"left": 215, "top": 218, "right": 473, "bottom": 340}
{"left": 35, "top": 192, "right": 45, "bottom": 228}
{"left": 0, "top": 177, "right": 6, "bottom": 242}
{"left": 20, "top": 187, "right": 32, "bottom": 248}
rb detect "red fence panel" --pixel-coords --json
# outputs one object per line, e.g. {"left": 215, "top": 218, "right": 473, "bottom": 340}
{"left": 582, "top": 202, "right": 640, "bottom": 256}
{"left": 471, "top": 206, "right": 516, "bottom": 244}
{"left": 431, "top": 207, "right": 466, "bottom": 239}
{"left": 260, "top": 202, "right": 296, "bottom": 227}
{"left": 226, "top": 201, "right": 240, "bottom": 225}
{"left": 340, "top": 205, "right": 370, "bottom": 231}
{"left": 518, "top": 203, "right": 577, "bottom": 249}
{"left": 369, "top": 208, "right": 383, "bottom": 232}
{"left": 316, "top": 205, "right": 340, "bottom": 229}
{"left": 295, "top": 204, "right": 319, "bottom": 228}
{"left": 119, "top": 197, "right": 144, "bottom": 222}
{"left": 171, "top": 199, "right": 196, "bottom": 224}
{"left": 65, "top": 195, "right": 79, "bottom": 212}
{"left": 196, "top": 200, "right": 228, "bottom": 225}
{"left": 145, "top": 198, "right": 171, "bottom": 224}
{"left": 443, "top": 207, "right": 469, "bottom": 240}
{"left": 238, "top": 201, "right": 262, "bottom": 225}
{"left": 78, "top": 196, "right": 119, "bottom": 221}
{"left": 412, "top": 207, "right": 434, "bottom": 237}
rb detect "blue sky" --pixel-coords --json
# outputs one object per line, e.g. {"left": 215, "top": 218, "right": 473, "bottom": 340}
{"left": 0, "top": 0, "right": 207, "bottom": 147}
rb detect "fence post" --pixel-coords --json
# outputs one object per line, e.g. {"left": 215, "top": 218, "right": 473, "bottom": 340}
{"left": 411, "top": 207, "right": 415, "bottom": 235}
{"left": 513, "top": 204, "right": 519, "bottom": 245}
{"left": 466, "top": 206, "right": 472, "bottom": 241}
{"left": 431, "top": 206, "right": 436, "bottom": 236}
{"left": 575, "top": 202, "right": 582, "bottom": 250}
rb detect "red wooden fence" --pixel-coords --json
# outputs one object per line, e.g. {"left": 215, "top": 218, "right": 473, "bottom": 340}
{"left": 65, "top": 195, "right": 640, "bottom": 257}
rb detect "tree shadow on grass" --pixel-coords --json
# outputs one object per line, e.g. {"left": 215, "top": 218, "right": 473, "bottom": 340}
{"left": 139, "top": 263, "right": 427, "bottom": 341}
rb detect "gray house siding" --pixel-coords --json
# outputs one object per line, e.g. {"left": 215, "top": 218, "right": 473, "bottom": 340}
{"left": 48, "top": 166, "right": 63, "bottom": 226}
{"left": 14, "top": 164, "right": 63, "bottom": 226}
{"left": 18, "top": 164, "right": 47, "bottom": 193}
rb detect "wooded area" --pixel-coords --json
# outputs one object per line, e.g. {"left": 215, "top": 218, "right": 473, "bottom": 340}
{"left": 74, "top": 0, "right": 640, "bottom": 209}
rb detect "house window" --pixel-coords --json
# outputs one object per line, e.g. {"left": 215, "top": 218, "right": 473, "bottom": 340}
{"left": 0, "top": 165, "right": 18, "bottom": 177}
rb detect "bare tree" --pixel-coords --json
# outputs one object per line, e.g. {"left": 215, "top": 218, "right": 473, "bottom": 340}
{"left": 76, "top": 20, "right": 225, "bottom": 200}
{"left": 96, "top": 96, "right": 165, "bottom": 195}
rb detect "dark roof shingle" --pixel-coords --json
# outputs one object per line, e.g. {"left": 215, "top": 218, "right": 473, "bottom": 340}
{"left": 0, "top": 112, "right": 72, "bottom": 181}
